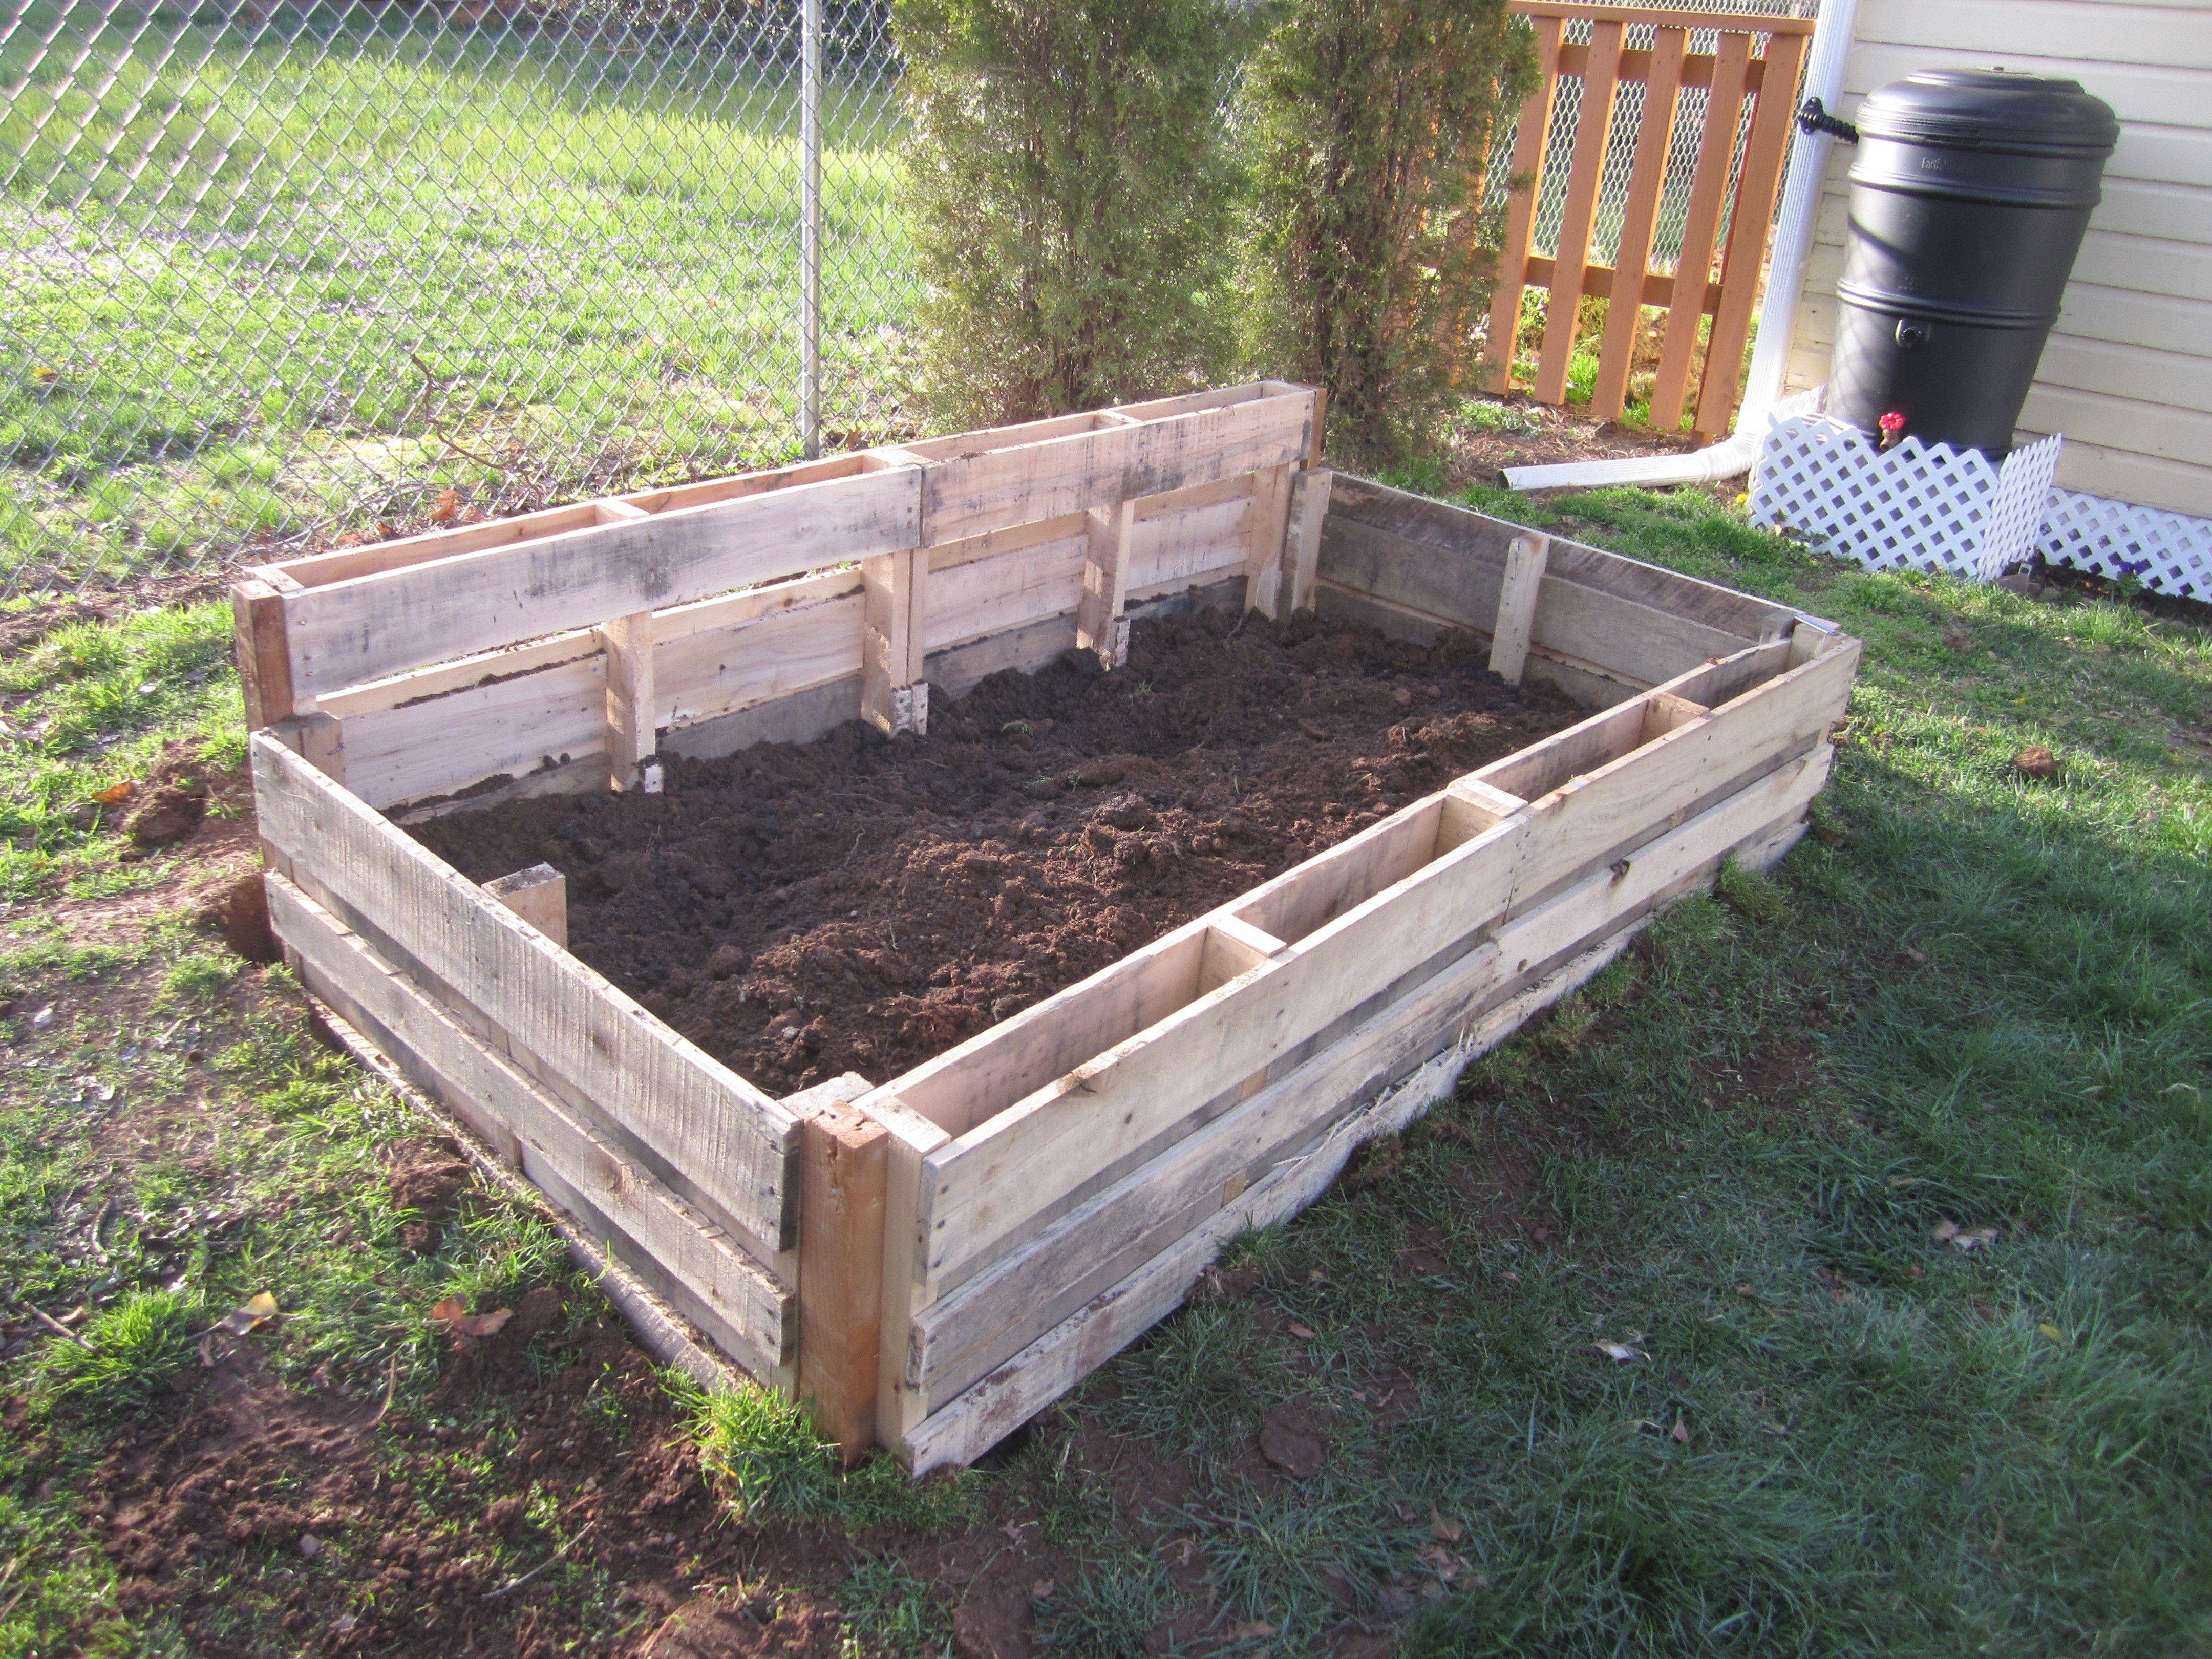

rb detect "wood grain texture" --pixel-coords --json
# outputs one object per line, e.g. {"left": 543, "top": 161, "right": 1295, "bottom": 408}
{"left": 282, "top": 465, "right": 921, "bottom": 698}
{"left": 253, "top": 734, "right": 798, "bottom": 1267}
{"left": 1535, "top": 18, "right": 1627, "bottom": 405}
{"left": 1651, "top": 29, "right": 1752, "bottom": 431}
{"left": 797, "top": 1100, "right": 890, "bottom": 1460}
{"left": 1489, "top": 534, "right": 1551, "bottom": 685}
{"left": 1591, "top": 26, "right": 1689, "bottom": 421}
{"left": 269, "top": 874, "right": 791, "bottom": 1382}
{"left": 1482, "top": 13, "right": 1567, "bottom": 393}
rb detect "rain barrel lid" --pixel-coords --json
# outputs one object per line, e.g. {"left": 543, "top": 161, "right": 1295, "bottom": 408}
{"left": 1855, "top": 69, "right": 2118, "bottom": 158}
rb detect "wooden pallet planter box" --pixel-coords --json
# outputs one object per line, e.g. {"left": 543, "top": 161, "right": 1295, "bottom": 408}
{"left": 237, "top": 382, "right": 1858, "bottom": 1472}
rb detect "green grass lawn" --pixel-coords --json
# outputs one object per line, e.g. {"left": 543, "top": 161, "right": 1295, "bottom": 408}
{"left": 2, "top": 2, "right": 913, "bottom": 587}
{"left": 0, "top": 484, "right": 2205, "bottom": 1656}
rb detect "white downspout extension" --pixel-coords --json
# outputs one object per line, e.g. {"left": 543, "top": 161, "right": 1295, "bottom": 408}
{"left": 1501, "top": 0, "right": 1860, "bottom": 492}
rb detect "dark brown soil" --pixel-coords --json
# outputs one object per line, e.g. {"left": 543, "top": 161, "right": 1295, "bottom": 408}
{"left": 413, "top": 607, "right": 1584, "bottom": 1096}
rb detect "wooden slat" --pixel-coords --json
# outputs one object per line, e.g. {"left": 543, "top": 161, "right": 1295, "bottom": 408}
{"left": 1591, "top": 27, "right": 1689, "bottom": 421}
{"left": 1075, "top": 499, "right": 1136, "bottom": 668}
{"left": 917, "top": 638, "right": 1849, "bottom": 1293}
{"left": 268, "top": 874, "right": 791, "bottom": 1382}
{"left": 861, "top": 546, "right": 928, "bottom": 735}
{"left": 1282, "top": 469, "right": 1333, "bottom": 617}
{"left": 1489, "top": 533, "right": 1551, "bottom": 686}
{"left": 1522, "top": 256, "right": 1724, "bottom": 316}
{"left": 1556, "top": 40, "right": 1770, "bottom": 91}
{"left": 253, "top": 734, "right": 799, "bottom": 1267}
{"left": 1693, "top": 28, "right": 1808, "bottom": 440}
{"left": 485, "top": 863, "right": 566, "bottom": 949}
{"left": 1480, "top": 12, "right": 1566, "bottom": 395}
{"left": 922, "top": 390, "right": 1314, "bottom": 545}
{"left": 797, "top": 1100, "right": 889, "bottom": 1461}
{"left": 1651, "top": 30, "right": 1752, "bottom": 432}
{"left": 233, "top": 576, "right": 299, "bottom": 730}
{"left": 1534, "top": 18, "right": 1627, "bottom": 405}
{"left": 1243, "top": 464, "right": 1296, "bottom": 619}
{"left": 281, "top": 465, "right": 922, "bottom": 700}
{"left": 600, "top": 609, "right": 657, "bottom": 791}
{"left": 903, "top": 743, "right": 1832, "bottom": 1415}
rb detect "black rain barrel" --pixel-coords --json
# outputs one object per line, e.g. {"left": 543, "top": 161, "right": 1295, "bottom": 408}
{"left": 1826, "top": 68, "right": 2117, "bottom": 457}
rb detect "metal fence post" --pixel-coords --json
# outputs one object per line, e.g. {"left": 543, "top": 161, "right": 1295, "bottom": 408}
{"left": 801, "top": 0, "right": 824, "bottom": 460}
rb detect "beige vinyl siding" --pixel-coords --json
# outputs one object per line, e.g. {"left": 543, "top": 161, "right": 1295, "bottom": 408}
{"left": 1780, "top": 0, "right": 2212, "bottom": 518}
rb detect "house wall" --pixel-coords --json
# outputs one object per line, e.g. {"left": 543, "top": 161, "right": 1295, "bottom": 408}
{"left": 1780, "top": 0, "right": 2212, "bottom": 519}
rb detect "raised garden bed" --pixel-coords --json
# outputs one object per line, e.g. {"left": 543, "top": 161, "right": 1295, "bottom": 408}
{"left": 235, "top": 382, "right": 1859, "bottom": 1472}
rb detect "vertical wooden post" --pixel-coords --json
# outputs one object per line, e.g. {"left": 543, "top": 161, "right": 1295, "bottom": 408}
{"left": 1692, "top": 29, "right": 1810, "bottom": 442}
{"left": 1490, "top": 533, "right": 1550, "bottom": 686}
{"left": 1480, "top": 13, "right": 1566, "bottom": 394}
{"left": 1281, "top": 469, "right": 1333, "bottom": 618}
{"left": 486, "top": 864, "right": 568, "bottom": 949}
{"left": 861, "top": 546, "right": 928, "bottom": 735}
{"left": 599, "top": 609, "right": 658, "bottom": 792}
{"left": 1075, "top": 498, "right": 1137, "bottom": 668}
{"left": 1651, "top": 31, "right": 1752, "bottom": 432}
{"left": 269, "top": 711, "right": 344, "bottom": 784}
{"left": 1243, "top": 463, "right": 1296, "bottom": 620}
{"left": 232, "top": 572, "right": 299, "bottom": 732}
{"left": 797, "top": 1099, "right": 890, "bottom": 1463}
{"left": 1590, "top": 26, "right": 1689, "bottom": 422}
{"left": 1533, "top": 17, "right": 1627, "bottom": 405}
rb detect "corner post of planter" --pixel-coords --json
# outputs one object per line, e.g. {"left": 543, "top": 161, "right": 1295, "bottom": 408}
{"left": 486, "top": 863, "right": 568, "bottom": 949}
{"left": 1281, "top": 468, "right": 1333, "bottom": 619}
{"left": 796, "top": 1098, "right": 890, "bottom": 1463}
{"left": 232, "top": 567, "right": 303, "bottom": 733}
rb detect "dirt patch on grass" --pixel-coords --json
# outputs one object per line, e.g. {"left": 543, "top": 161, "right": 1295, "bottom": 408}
{"left": 414, "top": 608, "right": 1583, "bottom": 1095}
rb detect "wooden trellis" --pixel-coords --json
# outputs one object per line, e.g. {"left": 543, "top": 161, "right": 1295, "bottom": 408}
{"left": 1482, "top": 1, "right": 1812, "bottom": 440}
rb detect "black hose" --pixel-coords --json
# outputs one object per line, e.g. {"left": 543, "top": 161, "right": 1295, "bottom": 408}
{"left": 1797, "top": 96, "right": 1860, "bottom": 144}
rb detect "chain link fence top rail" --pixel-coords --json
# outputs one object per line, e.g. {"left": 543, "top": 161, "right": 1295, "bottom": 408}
{"left": 3, "top": 0, "right": 909, "bottom": 594}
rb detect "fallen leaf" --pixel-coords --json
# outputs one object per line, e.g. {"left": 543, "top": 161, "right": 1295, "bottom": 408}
{"left": 1030, "top": 1578, "right": 1055, "bottom": 1601}
{"left": 1286, "top": 1321, "right": 1316, "bottom": 1341}
{"left": 431, "top": 486, "right": 462, "bottom": 523}
{"left": 214, "top": 1290, "right": 279, "bottom": 1336}
{"left": 1901, "top": 946, "right": 1927, "bottom": 964}
{"left": 1671, "top": 1418, "right": 1691, "bottom": 1444}
{"left": 2013, "top": 746, "right": 2059, "bottom": 781}
{"left": 1429, "top": 1505, "right": 1462, "bottom": 1543}
{"left": 1225, "top": 1621, "right": 1275, "bottom": 1641}
{"left": 2038, "top": 1323, "right": 2064, "bottom": 1340}
{"left": 92, "top": 780, "right": 136, "bottom": 805}
{"left": 1933, "top": 1220, "right": 1997, "bottom": 1251}
{"left": 428, "top": 1295, "right": 514, "bottom": 1338}
{"left": 1811, "top": 821, "right": 1851, "bottom": 848}
{"left": 1594, "top": 1341, "right": 1646, "bottom": 1363}
{"left": 299, "top": 1532, "right": 322, "bottom": 1558}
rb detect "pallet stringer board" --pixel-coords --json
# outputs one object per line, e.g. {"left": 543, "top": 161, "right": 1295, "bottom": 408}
{"left": 1074, "top": 497, "right": 1137, "bottom": 668}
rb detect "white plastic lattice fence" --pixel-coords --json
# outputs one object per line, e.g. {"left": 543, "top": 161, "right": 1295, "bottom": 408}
{"left": 2037, "top": 489, "right": 2212, "bottom": 602}
{"left": 1750, "top": 412, "right": 2064, "bottom": 584}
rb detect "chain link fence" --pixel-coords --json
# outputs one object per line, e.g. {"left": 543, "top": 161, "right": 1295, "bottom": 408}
{"left": 3, "top": 0, "right": 911, "bottom": 595}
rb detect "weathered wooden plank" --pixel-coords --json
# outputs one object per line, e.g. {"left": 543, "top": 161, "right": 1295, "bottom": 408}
{"left": 253, "top": 734, "right": 799, "bottom": 1267}
{"left": 797, "top": 1099, "right": 890, "bottom": 1460}
{"left": 918, "top": 638, "right": 1849, "bottom": 1290}
{"left": 1282, "top": 469, "right": 1333, "bottom": 617}
{"left": 862, "top": 546, "right": 928, "bottom": 736}
{"left": 485, "top": 863, "right": 567, "bottom": 949}
{"left": 1075, "top": 498, "right": 1137, "bottom": 668}
{"left": 923, "top": 391, "right": 1314, "bottom": 544}
{"left": 268, "top": 874, "right": 790, "bottom": 1382}
{"left": 1243, "top": 464, "right": 1297, "bottom": 620}
{"left": 907, "top": 743, "right": 1832, "bottom": 1410}
{"left": 1323, "top": 475, "right": 1797, "bottom": 646}
{"left": 1489, "top": 533, "right": 1551, "bottom": 685}
{"left": 601, "top": 609, "right": 658, "bottom": 791}
{"left": 282, "top": 465, "right": 922, "bottom": 699}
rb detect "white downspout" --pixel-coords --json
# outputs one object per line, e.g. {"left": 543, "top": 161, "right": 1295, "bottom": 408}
{"left": 1501, "top": 0, "right": 1859, "bottom": 492}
